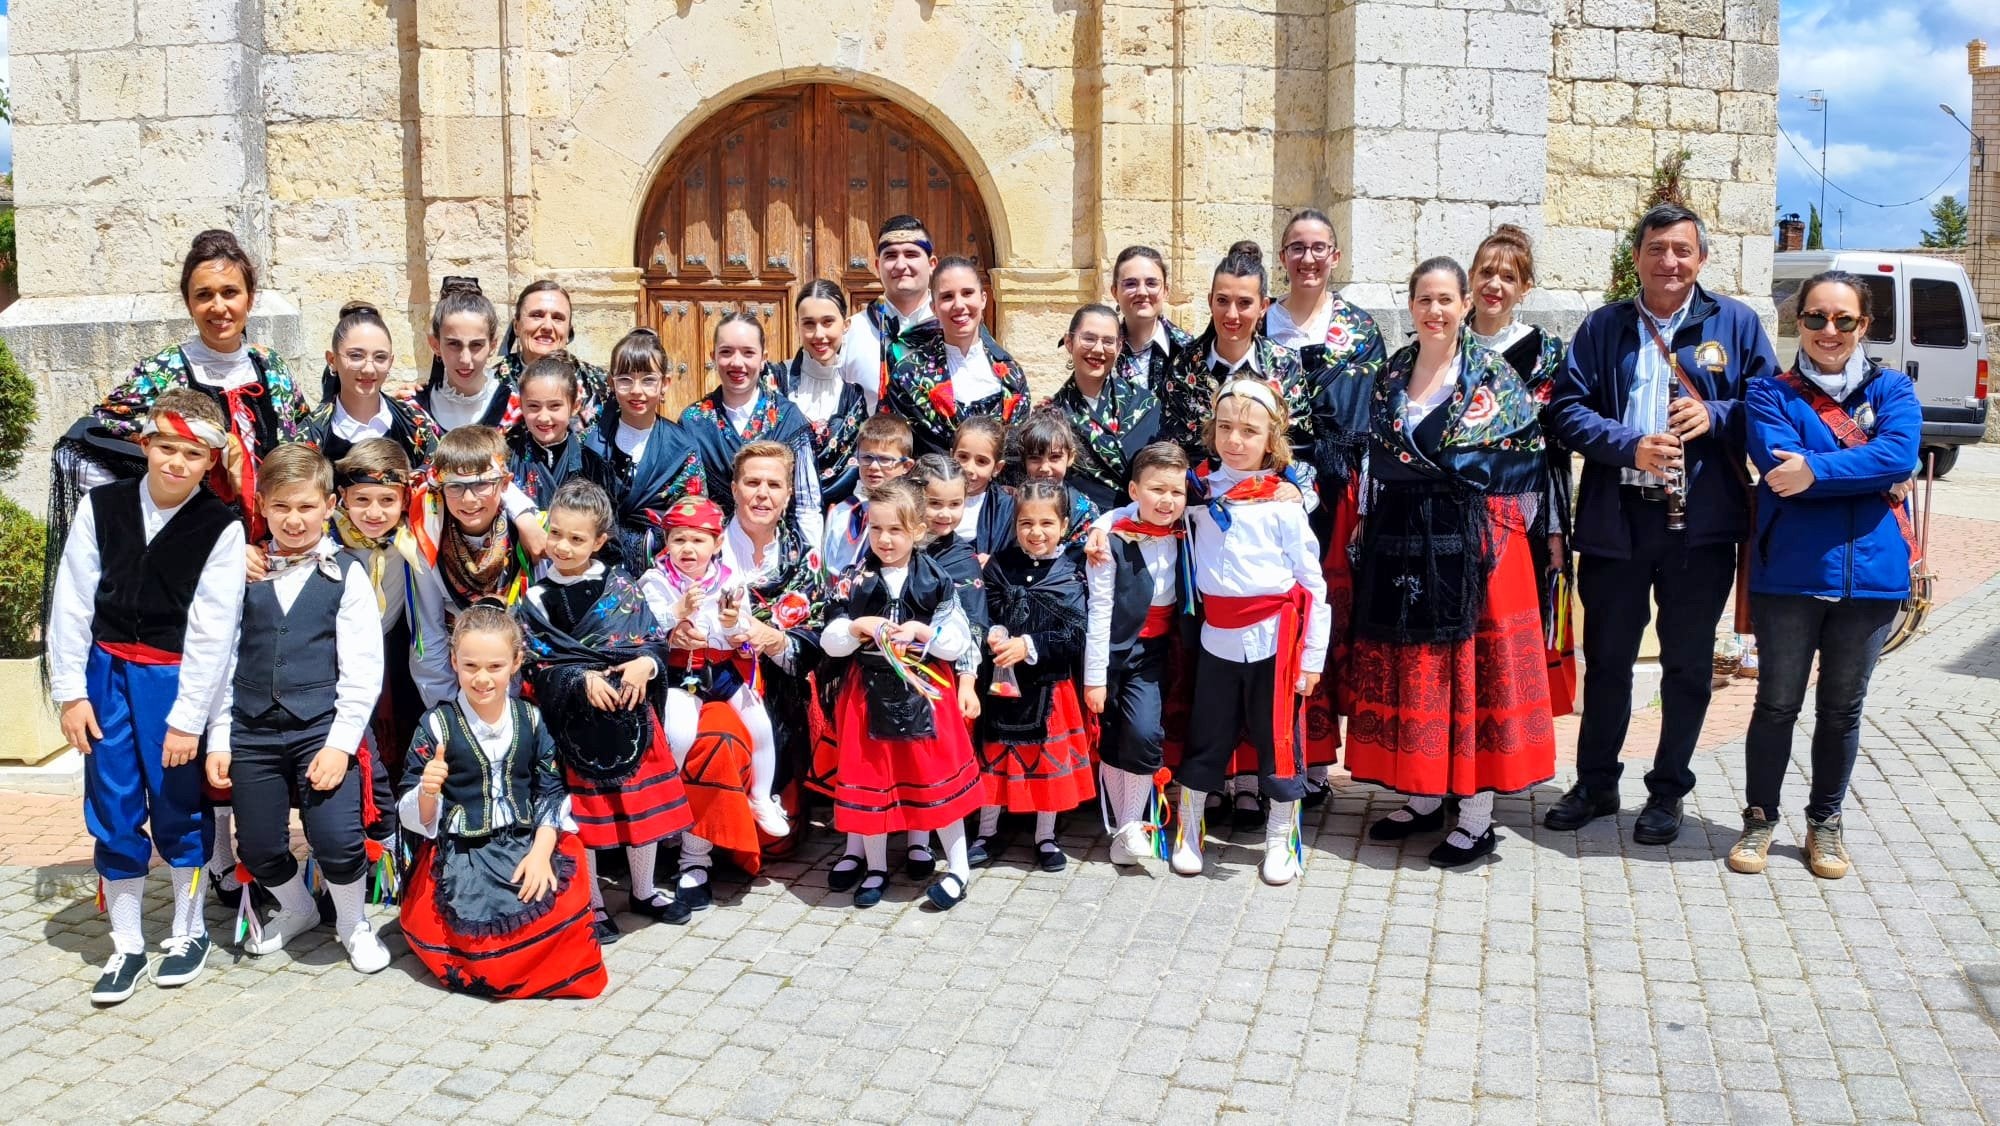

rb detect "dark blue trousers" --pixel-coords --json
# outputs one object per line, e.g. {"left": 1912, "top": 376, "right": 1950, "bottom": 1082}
{"left": 230, "top": 716, "right": 368, "bottom": 886}
{"left": 83, "top": 647, "right": 209, "bottom": 880}
{"left": 1098, "top": 635, "right": 1169, "bottom": 776}
{"left": 1744, "top": 593, "right": 1898, "bottom": 820}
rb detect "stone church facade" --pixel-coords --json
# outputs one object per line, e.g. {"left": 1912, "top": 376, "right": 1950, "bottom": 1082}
{"left": 2, "top": 0, "right": 1780, "bottom": 493}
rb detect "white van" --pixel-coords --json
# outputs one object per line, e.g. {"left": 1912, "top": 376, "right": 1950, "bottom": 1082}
{"left": 1772, "top": 251, "right": 1989, "bottom": 477}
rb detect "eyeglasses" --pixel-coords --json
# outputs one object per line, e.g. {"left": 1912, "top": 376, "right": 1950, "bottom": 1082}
{"left": 1799, "top": 312, "right": 1862, "bottom": 334}
{"left": 612, "top": 375, "right": 664, "bottom": 392}
{"left": 1284, "top": 242, "right": 1336, "bottom": 261}
{"left": 1118, "top": 277, "right": 1163, "bottom": 293}
{"left": 857, "top": 453, "right": 907, "bottom": 468}
{"left": 1070, "top": 332, "right": 1118, "bottom": 352}
{"left": 442, "top": 477, "right": 504, "bottom": 498}
{"left": 340, "top": 350, "right": 394, "bottom": 372}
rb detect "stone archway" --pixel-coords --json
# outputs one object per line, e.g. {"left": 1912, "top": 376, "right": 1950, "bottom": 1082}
{"left": 632, "top": 83, "right": 1000, "bottom": 415}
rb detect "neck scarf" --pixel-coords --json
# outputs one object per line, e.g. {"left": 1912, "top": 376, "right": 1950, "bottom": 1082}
{"left": 332, "top": 509, "right": 398, "bottom": 611}
{"left": 440, "top": 519, "right": 520, "bottom": 607}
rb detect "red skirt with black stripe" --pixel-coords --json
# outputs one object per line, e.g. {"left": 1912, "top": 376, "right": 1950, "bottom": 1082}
{"left": 830, "top": 676, "right": 985, "bottom": 835}
{"left": 680, "top": 701, "right": 763, "bottom": 872}
{"left": 1342, "top": 499, "right": 1557, "bottom": 797}
{"left": 400, "top": 831, "right": 606, "bottom": 1000}
{"left": 565, "top": 712, "right": 693, "bottom": 850}
{"left": 979, "top": 682, "right": 1098, "bottom": 813}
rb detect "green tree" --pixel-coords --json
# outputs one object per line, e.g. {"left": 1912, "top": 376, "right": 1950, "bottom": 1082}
{"left": 1604, "top": 149, "right": 1692, "bottom": 304}
{"left": 0, "top": 335, "right": 34, "bottom": 482}
{"left": 1807, "top": 204, "right": 1824, "bottom": 250}
{"left": 1921, "top": 195, "right": 1970, "bottom": 249}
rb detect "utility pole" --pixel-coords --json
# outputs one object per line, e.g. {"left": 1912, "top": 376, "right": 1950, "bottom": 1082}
{"left": 1836, "top": 206, "right": 1844, "bottom": 248}
{"left": 1802, "top": 90, "right": 1829, "bottom": 226}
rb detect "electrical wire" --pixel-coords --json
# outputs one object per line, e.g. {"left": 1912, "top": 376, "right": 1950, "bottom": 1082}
{"left": 1779, "top": 125, "right": 1970, "bottom": 209}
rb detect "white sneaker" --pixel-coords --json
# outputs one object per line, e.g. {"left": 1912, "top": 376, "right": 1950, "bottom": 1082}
{"left": 1170, "top": 823, "right": 1205, "bottom": 876}
{"left": 749, "top": 794, "right": 791, "bottom": 837}
{"left": 1108, "top": 823, "right": 1150, "bottom": 866}
{"left": 1261, "top": 800, "right": 1302, "bottom": 886}
{"left": 244, "top": 907, "right": 319, "bottom": 956}
{"left": 339, "top": 921, "right": 391, "bottom": 974}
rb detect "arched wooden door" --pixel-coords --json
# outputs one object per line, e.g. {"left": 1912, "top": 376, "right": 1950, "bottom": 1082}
{"left": 636, "top": 83, "right": 997, "bottom": 416}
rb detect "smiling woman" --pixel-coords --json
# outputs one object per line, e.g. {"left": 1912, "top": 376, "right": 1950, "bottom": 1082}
{"left": 678, "top": 311, "right": 825, "bottom": 550}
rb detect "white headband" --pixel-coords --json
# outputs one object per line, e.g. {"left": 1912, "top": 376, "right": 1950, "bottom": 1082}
{"left": 1214, "top": 377, "right": 1281, "bottom": 418}
{"left": 140, "top": 411, "right": 228, "bottom": 450}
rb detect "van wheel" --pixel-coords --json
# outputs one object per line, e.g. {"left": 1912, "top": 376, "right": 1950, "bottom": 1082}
{"left": 1922, "top": 446, "right": 1959, "bottom": 480}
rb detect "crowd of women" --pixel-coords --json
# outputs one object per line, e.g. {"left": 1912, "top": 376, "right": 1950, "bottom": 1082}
{"left": 43, "top": 202, "right": 1923, "bottom": 1000}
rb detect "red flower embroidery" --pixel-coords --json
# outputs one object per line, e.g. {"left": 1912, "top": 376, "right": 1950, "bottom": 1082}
{"left": 771, "top": 590, "right": 812, "bottom": 630}
{"left": 1462, "top": 386, "right": 1498, "bottom": 427}
{"left": 928, "top": 381, "right": 957, "bottom": 418}
{"left": 1325, "top": 322, "right": 1352, "bottom": 354}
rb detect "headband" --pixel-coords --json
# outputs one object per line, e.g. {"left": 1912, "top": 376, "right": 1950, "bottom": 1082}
{"left": 876, "top": 230, "right": 934, "bottom": 255}
{"left": 141, "top": 411, "right": 228, "bottom": 450}
{"left": 335, "top": 467, "right": 409, "bottom": 489}
{"left": 1214, "top": 378, "right": 1282, "bottom": 418}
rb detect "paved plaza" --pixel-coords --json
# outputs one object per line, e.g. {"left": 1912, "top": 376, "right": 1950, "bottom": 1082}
{"left": 3, "top": 455, "right": 2000, "bottom": 1124}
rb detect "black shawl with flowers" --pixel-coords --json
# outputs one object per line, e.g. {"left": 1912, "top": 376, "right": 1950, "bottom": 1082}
{"left": 1047, "top": 373, "right": 1161, "bottom": 513}
{"left": 884, "top": 324, "right": 1030, "bottom": 458}
{"left": 516, "top": 569, "right": 669, "bottom": 783}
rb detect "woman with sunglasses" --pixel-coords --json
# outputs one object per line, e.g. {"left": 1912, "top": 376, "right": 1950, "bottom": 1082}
{"left": 1726, "top": 270, "right": 1920, "bottom": 882}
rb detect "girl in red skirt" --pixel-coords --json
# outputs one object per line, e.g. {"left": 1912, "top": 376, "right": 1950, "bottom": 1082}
{"left": 1344, "top": 257, "right": 1557, "bottom": 868}
{"left": 819, "top": 477, "right": 985, "bottom": 910}
{"left": 397, "top": 604, "right": 606, "bottom": 999}
{"left": 971, "top": 480, "right": 1095, "bottom": 872}
{"left": 517, "top": 479, "right": 694, "bottom": 941}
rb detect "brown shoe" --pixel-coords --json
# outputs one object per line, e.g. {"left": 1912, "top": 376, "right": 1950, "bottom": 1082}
{"left": 1807, "top": 814, "right": 1850, "bottom": 879}
{"left": 1727, "top": 807, "right": 1777, "bottom": 874}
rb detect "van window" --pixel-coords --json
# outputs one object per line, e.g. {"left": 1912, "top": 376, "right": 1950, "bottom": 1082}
{"left": 1860, "top": 276, "right": 1894, "bottom": 344}
{"left": 1910, "top": 278, "right": 1968, "bottom": 348}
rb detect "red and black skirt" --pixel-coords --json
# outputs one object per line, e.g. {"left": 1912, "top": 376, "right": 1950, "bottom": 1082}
{"left": 978, "top": 681, "right": 1098, "bottom": 813}
{"left": 1344, "top": 495, "right": 1556, "bottom": 797}
{"left": 400, "top": 827, "right": 606, "bottom": 999}
{"left": 830, "top": 672, "right": 985, "bottom": 836}
{"left": 565, "top": 711, "right": 693, "bottom": 850}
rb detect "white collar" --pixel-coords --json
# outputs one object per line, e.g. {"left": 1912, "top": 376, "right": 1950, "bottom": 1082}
{"left": 797, "top": 353, "right": 841, "bottom": 384}
{"left": 1204, "top": 463, "right": 1272, "bottom": 491}
{"left": 1269, "top": 294, "right": 1332, "bottom": 339}
{"left": 944, "top": 336, "right": 987, "bottom": 367}
{"left": 458, "top": 694, "right": 513, "bottom": 742}
{"left": 1470, "top": 320, "right": 1533, "bottom": 354}
{"left": 721, "top": 394, "right": 759, "bottom": 432}
{"left": 1638, "top": 290, "right": 1695, "bottom": 329}
{"left": 182, "top": 336, "right": 256, "bottom": 389}
{"left": 1207, "top": 344, "right": 1263, "bottom": 375}
{"left": 331, "top": 396, "right": 393, "bottom": 439}
{"left": 544, "top": 560, "right": 604, "bottom": 586}
{"left": 139, "top": 481, "right": 192, "bottom": 526}
{"left": 434, "top": 377, "right": 494, "bottom": 405}
{"left": 725, "top": 518, "right": 780, "bottom": 577}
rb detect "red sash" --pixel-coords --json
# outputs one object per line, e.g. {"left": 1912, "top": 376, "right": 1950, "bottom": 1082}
{"left": 1140, "top": 604, "right": 1174, "bottom": 639}
{"left": 1202, "top": 586, "right": 1314, "bottom": 778}
{"left": 1775, "top": 370, "right": 1920, "bottom": 566}
{"left": 96, "top": 640, "right": 182, "bottom": 666}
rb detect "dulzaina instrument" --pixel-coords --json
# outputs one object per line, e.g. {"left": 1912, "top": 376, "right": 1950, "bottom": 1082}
{"left": 1882, "top": 450, "right": 1937, "bottom": 655}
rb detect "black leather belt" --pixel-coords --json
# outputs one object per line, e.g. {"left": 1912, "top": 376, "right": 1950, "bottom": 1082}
{"left": 1626, "top": 484, "right": 1669, "bottom": 503}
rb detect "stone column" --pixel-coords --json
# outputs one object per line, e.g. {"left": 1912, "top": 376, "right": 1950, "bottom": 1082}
{"left": 1967, "top": 41, "right": 1999, "bottom": 330}
{"left": 0, "top": 0, "right": 300, "bottom": 512}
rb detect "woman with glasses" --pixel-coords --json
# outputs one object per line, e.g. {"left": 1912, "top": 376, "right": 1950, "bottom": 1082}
{"left": 681, "top": 313, "right": 825, "bottom": 553}
{"left": 583, "top": 329, "right": 708, "bottom": 576}
{"left": 1726, "top": 270, "right": 1920, "bottom": 881}
{"left": 300, "top": 301, "right": 444, "bottom": 465}
{"left": 1046, "top": 303, "right": 1160, "bottom": 512}
{"left": 1111, "top": 245, "right": 1196, "bottom": 404}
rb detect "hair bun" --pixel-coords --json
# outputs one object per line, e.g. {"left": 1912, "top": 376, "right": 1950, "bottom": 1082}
{"left": 439, "top": 275, "right": 482, "bottom": 296}
{"left": 339, "top": 300, "right": 381, "bottom": 318}
{"left": 1226, "top": 240, "right": 1263, "bottom": 266}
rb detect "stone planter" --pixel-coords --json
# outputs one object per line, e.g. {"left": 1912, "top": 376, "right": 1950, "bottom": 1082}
{"left": 0, "top": 657, "right": 67, "bottom": 765}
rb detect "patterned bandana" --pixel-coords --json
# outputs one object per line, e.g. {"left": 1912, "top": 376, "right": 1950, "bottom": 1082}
{"left": 142, "top": 410, "right": 228, "bottom": 449}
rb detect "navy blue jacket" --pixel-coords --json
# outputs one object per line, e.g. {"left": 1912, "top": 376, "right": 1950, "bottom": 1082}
{"left": 1550, "top": 285, "right": 1778, "bottom": 557}
{"left": 1747, "top": 363, "right": 1919, "bottom": 600}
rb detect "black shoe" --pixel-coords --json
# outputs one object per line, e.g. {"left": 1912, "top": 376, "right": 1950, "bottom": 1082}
{"left": 852, "top": 871, "right": 889, "bottom": 909}
{"left": 210, "top": 872, "right": 243, "bottom": 911}
{"left": 153, "top": 933, "right": 209, "bottom": 987}
{"left": 1368, "top": 804, "right": 1447, "bottom": 841}
{"left": 592, "top": 911, "right": 622, "bottom": 945}
{"left": 1301, "top": 777, "right": 1330, "bottom": 809}
{"left": 1543, "top": 783, "right": 1620, "bottom": 831}
{"left": 828, "top": 854, "right": 865, "bottom": 893}
{"left": 966, "top": 837, "right": 993, "bottom": 869}
{"left": 630, "top": 891, "right": 692, "bottom": 925}
{"left": 904, "top": 844, "right": 937, "bottom": 881}
{"left": 91, "top": 952, "right": 147, "bottom": 1005}
{"left": 923, "top": 872, "right": 968, "bottom": 911}
{"left": 1035, "top": 838, "right": 1067, "bottom": 873}
{"left": 1231, "top": 791, "right": 1268, "bottom": 832}
{"left": 1429, "top": 827, "right": 1498, "bottom": 868}
{"left": 1632, "top": 796, "right": 1683, "bottom": 845}
{"left": 676, "top": 877, "right": 714, "bottom": 913}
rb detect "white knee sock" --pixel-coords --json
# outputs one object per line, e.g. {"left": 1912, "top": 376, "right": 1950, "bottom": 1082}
{"left": 328, "top": 877, "right": 368, "bottom": 941}
{"left": 1115, "top": 768, "right": 1151, "bottom": 828}
{"left": 936, "top": 821, "right": 970, "bottom": 882}
{"left": 1034, "top": 811, "right": 1057, "bottom": 840}
{"left": 1386, "top": 794, "right": 1444, "bottom": 823}
{"left": 1178, "top": 787, "right": 1206, "bottom": 839}
{"left": 665, "top": 689, "right": 701, "bottom": 759}
{"left": 906, "top": 831, "right": 930, "bottom": 855}
{"left": 105, "top": 876, "right": 145, "bottom": 955}
{"left": 269, "top": 873, "right": 316, "bottom": 916}
{"left": 732, "top": 686, "right": 777, "bottom": 803}
{"left": 679, "top": 834, "right": 713, "bottom": 890}
{"left": 1454, "top": 791, "right": 1495, "bottom": 842}
{"left": 208, "top": 807, "right": 238, "bottom": 881}
{"left": 860, "top": 834, "right": 889, "bottom": 891}
{"left": 844, "top": 832, "right": 865, "bottom": 859}
{"left": 1307, "top": 764, "right": 1330, "bottom": 785}
{"left": 585, "top": 850, "right": 605, "bottom": 911}
{"left": 978, "top": 805, "right": 1001, "bottom": 838}
{"left": 628, "top": 842, "right": 660, "bottom": 901}
{"left": 170, "top": 867, "right": 205, "bottom": 940}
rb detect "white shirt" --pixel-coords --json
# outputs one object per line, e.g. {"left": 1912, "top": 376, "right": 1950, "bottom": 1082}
{"left": 46, "top": 485, "right": 248, "bottom": 737}
{"left": 616, "top": 419, "right": 652, "bottom": 462}
{"left": 427, "top": 378, "right": 502, "bottom": 432}
{"left": 1263, "top": 296, "right": 1333, "bottom": 350}
{"left": 209, "top": 543, "right": 385, "bottom": 754}
{"left": 945, "top": 336, "right": 1005, "bottom": 404}
{"left": 839, "top": 298, "right": 935, "bottom": 413}
{"left": 824, "top": 497, "right": 870, "bottom": 577}
{"left": 1186, "top": 466, "right": 1330, "bottom": 679}
{"left": 330, "top": 397, "right": 394, "bottom": 444}
{"left": 716, "top": 393, "right": 826, "bottom": 550}
{"left": 1206, "top": 344, "right": 1264, "bottom": 377}
{"left": 182, "top": 336, "right": 259, "bottom": 392}
{"left": 398, "top": 694, "right": 574, "bottom": 838}
{"left": 955, "top": 490, "right": 987, "bottom": 541}
{"left": 821, "top": 564, "right": 972, "bottom": 663}
{"left": 1622, "top": 292, "right": 1695, "bottom": 487}
{"left": 1083, "top": 505, "right": 1180, "bottom": 688}
{"left": 637, "top": 560, "right": 737, "bottom": 650}
{"left": 791, "top": 354, "right": 845, "bottom": 424}
{"left": 1470, "top": 319, "right": 1534, "bottom": 356}
{"left": 721, "top": 519, "right": 803, "bottom": 673}
{"left": 1130, "top": 320, "right": 1172, "bottom": 362}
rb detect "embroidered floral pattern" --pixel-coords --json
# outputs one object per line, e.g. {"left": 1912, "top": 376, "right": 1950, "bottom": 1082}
{"left": 886, "top": 325, "right": 1029, "bottom": 454}
{"left": 92, "top": 344, "right": 307, "bottom": 446}
{"left": 1045, "top": 373, "right": 1159, "bottom": 498}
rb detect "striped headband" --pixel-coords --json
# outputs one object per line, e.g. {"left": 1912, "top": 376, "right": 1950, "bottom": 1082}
{"left": 1214, "top": 377, "right": 1282, "bottom": 418}
{"left": 335, "top": 467, "right": 409, "bottom": 489}
{"left": 876, "top": 229, "right": 934, "bottom": 255}
{"left": 141, "top": 410, "right": 228, "bottom": 450}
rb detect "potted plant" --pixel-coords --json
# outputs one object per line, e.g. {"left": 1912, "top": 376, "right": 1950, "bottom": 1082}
{"left": 0, "top": 334, "right": 64, "bottom": 763}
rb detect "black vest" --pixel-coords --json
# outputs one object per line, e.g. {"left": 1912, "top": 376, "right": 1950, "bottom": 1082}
{"left": 438, "top": 699, "right": 538, "bottom": 839}
{"left": 89, "top": 479, "right": 236, "bottom": 654}
{"left": 232, "top": 564, "right": 346, "bottom": 725}
{"left": 1106, "top": 535, "right": 1173, "bottom": 658}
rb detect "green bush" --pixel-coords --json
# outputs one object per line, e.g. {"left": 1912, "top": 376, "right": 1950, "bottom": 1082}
{"left": 0, "top": 495, "right": 44, "bottom": 659}
{"left": 0, "top": 333, "right": 34, "bottom": 482}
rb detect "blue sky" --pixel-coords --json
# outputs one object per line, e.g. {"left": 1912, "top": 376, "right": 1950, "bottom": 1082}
{"left": 1777, "top": 0, "right": 1984, "bottom": 250}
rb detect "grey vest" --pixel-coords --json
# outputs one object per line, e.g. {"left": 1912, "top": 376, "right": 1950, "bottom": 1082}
{"left": 233, "top": 566, "right": 344, "bottom": 726}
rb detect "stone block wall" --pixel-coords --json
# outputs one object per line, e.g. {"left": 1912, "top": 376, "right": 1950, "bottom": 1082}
{"left": 1965, "top": 41, "right": 1998, "bottom": 328}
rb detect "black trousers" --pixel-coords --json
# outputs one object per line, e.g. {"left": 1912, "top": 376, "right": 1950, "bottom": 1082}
{"left": 1178, "top": 650, "right": 1305, "bottom": 803}
{"left": 1098, "top": 635, "right": 1169, "bottom": 775}
{"left": 1575, "top": 497, "right": 1737, "bottom": 802}
{"left": 230, "top": 717, "right": 369, "bottom": 887}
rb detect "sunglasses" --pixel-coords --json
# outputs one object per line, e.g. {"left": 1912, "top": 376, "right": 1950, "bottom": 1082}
{"left": 1799, "top": 312, "right": 1861, "bottom": 333}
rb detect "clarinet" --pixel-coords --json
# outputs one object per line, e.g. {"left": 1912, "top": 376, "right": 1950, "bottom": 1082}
{"left": 1662, "top": 380, "right": 1688, "bottom": 532}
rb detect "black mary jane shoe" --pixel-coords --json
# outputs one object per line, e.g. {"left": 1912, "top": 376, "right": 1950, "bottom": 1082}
{"left": 1428, "top": 827, "right": 1498, "bottom": 869}
{"left": 1035, "top": 838, "right": 1068, "bottom": 873}
{"left": 828, "top": 854, "right": 866, "bottom": 893}
{"left": 923, "top": 872, "right": 969, "bottom": 911}
{"left": 905, "top": 844, "right": 937, "bottom": 881}
{"left": 1368, "top": 804, "right": 1448, "bottom": 841}
{"left": 1230, "top": 791, "right": 1268, "bottom": 832}
{"left": 966, "top": 837, "right": 994, "bottom": 869}
{"left": 1301, "top": 777, "right": 1330, "bottom": 809}
{"left": 630, "top": 890, "right": 693, "bottom": 925}
{"left": 852, "top": 871, "right": 890, "bottom": 909}
{"left": 676, "top": 877, "right": 715, "bottom": 913}
{"left": 592, "top": 911, "right": 623, "bottom": 945}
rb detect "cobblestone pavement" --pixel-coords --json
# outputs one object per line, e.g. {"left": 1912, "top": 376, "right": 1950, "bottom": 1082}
{"left": 5, "top": 460, "right": 2000, "bottom": 1124}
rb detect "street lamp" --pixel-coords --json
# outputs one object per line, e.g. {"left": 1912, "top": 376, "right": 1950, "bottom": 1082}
{"left": 1941, "top": 103, "right": 1987, "bottom": 172}
{"left": 1800, "top": 90, "right": 1828, "bottom": 227}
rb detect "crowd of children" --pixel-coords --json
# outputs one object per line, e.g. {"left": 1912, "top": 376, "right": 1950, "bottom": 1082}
{"left": 47, "top": 211, "right": 1575, "bottom": 1004}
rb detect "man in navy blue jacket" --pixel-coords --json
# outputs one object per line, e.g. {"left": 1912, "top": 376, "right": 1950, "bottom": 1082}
{"left": 1544, "top": 204, "right": 1779, "bottom": 845}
